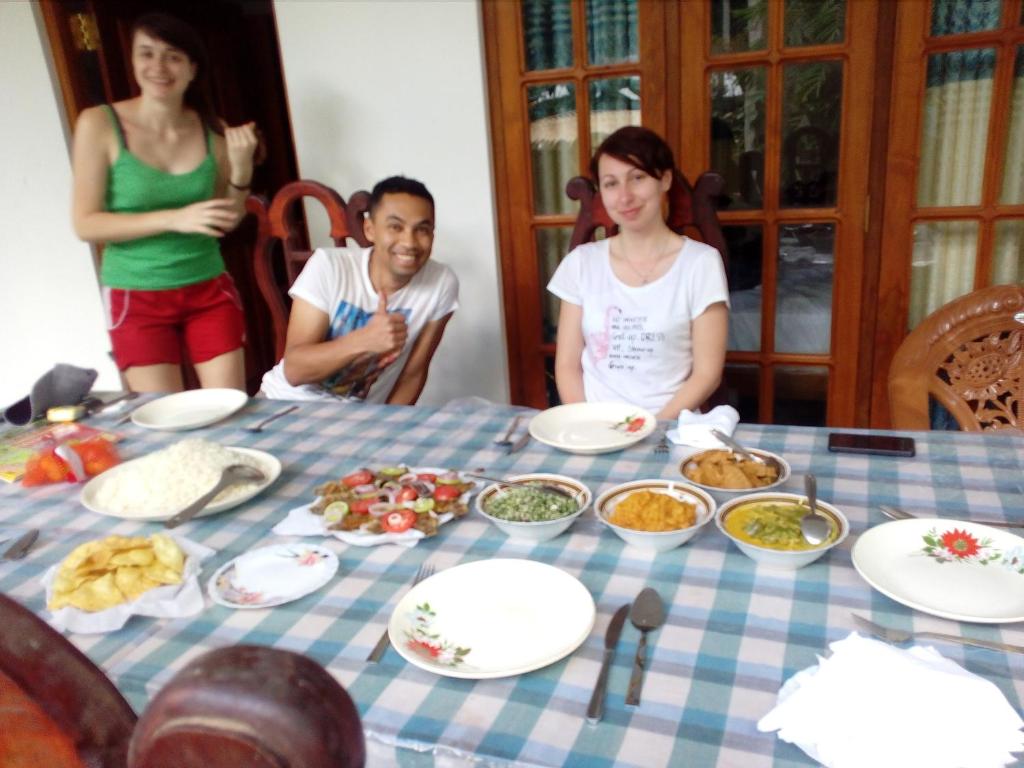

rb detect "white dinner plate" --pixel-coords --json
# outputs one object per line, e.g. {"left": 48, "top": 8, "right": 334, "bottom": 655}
{"left": 852, "top": 518, "right": 1024, "bottom": 623}
{"left": 528, "top": 402, "right": 656, "bottom": 455}
{"left": 208, "top": 544, "right": 338, "bottom": 609}
{"left": 81, "top": 447, "right": 281, "bottom": 522}
{"left": 131, "top": 388, "right": 250, "bottom": 431}
{"left": 389, "top": 558, "right": 595, "bottom": 678}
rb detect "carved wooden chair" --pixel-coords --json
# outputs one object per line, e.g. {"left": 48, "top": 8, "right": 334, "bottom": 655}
{"left": 247, "top": 180, "right": 372, "bottom": 361}
{"left": 889, "top": 284, "right": 1024, "bottom": 431}
{"left": 0, "top": 594, "right": 366, "bottom": 768}
{"left": 565, "top": 168, "right": 728, "bottom": 258}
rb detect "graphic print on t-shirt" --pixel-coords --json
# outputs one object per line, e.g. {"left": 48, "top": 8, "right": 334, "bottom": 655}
{"left": 322, "top": 300, "right": 412, "bottom": 399}
{"left": 587, "top": 304, "right": 666, "bottom": 372}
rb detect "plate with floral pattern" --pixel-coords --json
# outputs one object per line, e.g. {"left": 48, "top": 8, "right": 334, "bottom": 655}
{"left": 852, "top": 518, "right": 1024, "bottom": 623}
{"left": 208, "top": 544, "right": 338, "bottom": 609}
{"left": 388, "top": 558, "right": 595, "bottom": 678}
{"left": 529, "top": 403, "right": 656, "bottom": 455}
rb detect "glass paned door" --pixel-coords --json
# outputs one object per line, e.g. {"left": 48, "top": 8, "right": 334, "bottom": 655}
{"left": 699, "top": 0, "right": 871, "bottom": 425}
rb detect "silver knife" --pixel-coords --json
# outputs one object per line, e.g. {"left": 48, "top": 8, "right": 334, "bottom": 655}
{"left": 507, "top": 430, "right": 530, "bottom": 455}
{"left": 587, "top": 603, "right": 630, "bottom": 723}
{"left": 2, "top": 528, "right": 39, "bottom": 560}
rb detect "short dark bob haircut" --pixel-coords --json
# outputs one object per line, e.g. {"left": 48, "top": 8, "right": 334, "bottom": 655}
{"left": 369, "top": 176, "right": 435, "bottom": 216}
{"left": 130, "top": 12, "right": 222, "bottom": 135}
{"left": 590, "top": 125, "right": 675, "bottom": 182}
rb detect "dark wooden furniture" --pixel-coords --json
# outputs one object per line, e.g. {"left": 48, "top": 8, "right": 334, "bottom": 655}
{"left": 0, "top": 594, "right": 366, "bottom": 768}
{"left": 247, "top": 180, "right": 371, "bottom": 361}
{"left": 889, "top": 284, "right": 1024, "bottom": 432}
{"left": 565, "top": 169, "right": 728, "bottom": 258}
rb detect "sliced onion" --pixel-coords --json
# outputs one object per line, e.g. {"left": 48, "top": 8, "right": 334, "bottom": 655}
{"left": 369, "top": 502, "right": 398, "bottom": 517}
{"left": 411, "top": 480, "right": 434, "bottom": 496}
{"left": 382, "top": 488, "right": 398, "bottom": 504}
{"left": 398, "top": 473, "right": 418, "bottom": 484}
{"left": 438, "top": 471, "right": 461, "bottom": 484}
{"left": 354, "top": 483, "right": 377, "bottom": 496}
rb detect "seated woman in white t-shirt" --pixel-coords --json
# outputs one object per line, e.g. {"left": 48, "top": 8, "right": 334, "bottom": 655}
{"left": 547, "top": 126, "right": 729, "bottom": 420}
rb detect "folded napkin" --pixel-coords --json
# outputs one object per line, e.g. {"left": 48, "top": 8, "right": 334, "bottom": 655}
{"left": 273, "top": 504, "right": 430, "bottom": 548}
{"left": 665, "top": 404, "right": 740, "bottom": 448}
{"left": 41, "top": 536, "right": 214, "bottom": 635}
{"left": 758, "top": 632, "right": 1024, "bottom": 768}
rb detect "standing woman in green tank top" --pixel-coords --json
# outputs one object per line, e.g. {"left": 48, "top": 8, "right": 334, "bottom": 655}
{"left": 71, "top": 12, "right": 259, "bottom": 393}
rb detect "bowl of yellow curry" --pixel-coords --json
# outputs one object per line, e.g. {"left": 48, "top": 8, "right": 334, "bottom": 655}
{"left": 715, "top": 492, "right": 849, "bottom": 570}
{"left": 595, "top": 480, "right": 716, "bottom": 552}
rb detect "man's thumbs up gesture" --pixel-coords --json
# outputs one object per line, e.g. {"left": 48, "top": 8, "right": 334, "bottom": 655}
{"left": 360, "top": 291, "right": 408, "bottom": 364}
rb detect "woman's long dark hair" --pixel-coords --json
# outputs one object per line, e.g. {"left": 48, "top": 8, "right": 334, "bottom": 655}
{"left": 130, "top": 13, "right": 223, "bottom": 135}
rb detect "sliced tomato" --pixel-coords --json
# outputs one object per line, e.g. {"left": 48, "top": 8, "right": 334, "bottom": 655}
{"left": 342, "top": 469, "right": 374, "bottom": 488}
{"left": 433, "top": 485, "right": 461, "bottom": 502}
{"left": 350, "top": 497, "right": 377, "bottom": 515}
{"left": 415, "top": 472, "right": 437, "bottom": 484}
{"left": 396, "top": 486, "right": 419, "bottom": 503}
{"left": 380, "top": 509, "right": 417, "bottom": 533}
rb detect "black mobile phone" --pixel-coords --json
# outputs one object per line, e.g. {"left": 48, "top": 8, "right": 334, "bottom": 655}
{"left": 827, "top": 432, "right": 916, "bottom": 457}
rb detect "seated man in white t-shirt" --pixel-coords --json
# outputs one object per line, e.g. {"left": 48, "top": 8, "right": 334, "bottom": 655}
{"left": 260, "top": 176, "right": 459, "bottom": 404}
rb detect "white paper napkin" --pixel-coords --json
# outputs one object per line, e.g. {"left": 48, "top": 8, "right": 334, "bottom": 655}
{"left": 665, "top": 404, "right": 740, "bottom": 447}
{"left": 758, "top": 632, "right": 1024, "bottom": 768}
{"left": 42, "top": 535, "right": 214, "bottom": 635}
{"left": 273, "top": 504, "right": 431, "bottom": 548}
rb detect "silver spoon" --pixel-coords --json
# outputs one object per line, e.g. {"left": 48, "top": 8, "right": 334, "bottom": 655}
{"left": 710, "top": 428, "right": 767, "bottom": 464}
{"left": 164, "top": 464, "right": 266, "bottom": 528}
{"left": 800, "top": 473, "right": 831, "bottom": 546}
{"left": 625, "top": 587, "right": 666, "bottom": 706}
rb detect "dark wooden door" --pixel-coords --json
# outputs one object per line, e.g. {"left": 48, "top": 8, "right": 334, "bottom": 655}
{"left": 40, "top": 0, "right": 299, "bottom": 393}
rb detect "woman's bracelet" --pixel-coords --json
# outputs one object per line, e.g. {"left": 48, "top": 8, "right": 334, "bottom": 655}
{"left": 228, "top": 180, "right": 251, "bottom": 191}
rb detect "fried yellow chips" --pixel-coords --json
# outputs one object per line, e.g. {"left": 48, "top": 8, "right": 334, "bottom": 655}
{"left": 49, "top": 534, "right": 185, "bottom": 612}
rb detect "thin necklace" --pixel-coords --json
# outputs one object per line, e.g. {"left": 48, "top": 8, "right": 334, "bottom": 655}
{"left": 615, "top": 238, "right": 674, "bottom": 285}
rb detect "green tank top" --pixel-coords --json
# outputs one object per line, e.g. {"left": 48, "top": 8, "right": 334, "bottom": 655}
{"left": 100, "top": 105, "right": 225, "bottom": 289}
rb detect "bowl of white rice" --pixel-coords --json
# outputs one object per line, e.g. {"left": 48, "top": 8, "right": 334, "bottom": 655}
{"left": 81, "top": 438, "right": 280, "bottom": 522}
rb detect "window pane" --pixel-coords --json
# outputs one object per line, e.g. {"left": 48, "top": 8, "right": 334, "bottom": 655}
{"left": 522, "top": 0, "right": 573, "bottom": 71}
{"left": 909, "top": 220, "right": 978, "bottom": 329}
{"left": 773, "top": 366, "right": 828, "bottom": 426}
{"left": 931, "top": 0, "right": 1001, "bottom": 36}
{"left": 721, "top": 363, "right": 760, "bottom": 423}
{"left": 775, "top": 223, "right": 834, "bottom": 354}
{"left": 992, "top": 220, "right": 1024, "bottom": 284}
{"left": 586, "top": 0, "right": 637, "bottom": 65}
{"left": 711, "top": 0, "right": 767, "bottom": 54}
{"left": 918, "top": 49, "right": 995, "bottom": 207}
{"left": 724, "top": 225, "right": 763, "bottom": 352}
{"left": 784, "top": 0, "right": 845, "bottom": 47}
{"left": 537, "top": 227, "right": 575, "bottom": 344}
{"left": 1000, "top": 46, "right": 1024, "bottom": 204}
{"left": 529, "top": 83, "right": 579, "bottom": 215}
{"left": 781, "top": 60, "right": 843, "bottom": 208}
{"left": 710, "top": 67, "right": 766, "bottom": 210}
{"left": 589, "top": 76, "right": 641, "bottom": 148}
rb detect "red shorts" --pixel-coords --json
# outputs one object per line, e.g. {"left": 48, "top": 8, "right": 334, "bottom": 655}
{"left": 103, "top": 273, "right": 246, "bottom": 370}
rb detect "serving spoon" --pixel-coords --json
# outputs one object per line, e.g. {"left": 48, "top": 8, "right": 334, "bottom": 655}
{"left": 710, "top": 429, "right": 767, "bottom": 464}
{"left": 165, "top": 464, "right": 266, "bottom": 528}
{"left": 800, "top": 473, "right": 831, "bottom": 546}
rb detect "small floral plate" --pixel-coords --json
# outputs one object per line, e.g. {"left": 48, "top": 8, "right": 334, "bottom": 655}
{"left": 208, "top": 544, "right": 338, "bottom": 609}
{"left": 852, "top": 518, "right": 1024, "bottom": 623}
{"left": 528, "top": 403, "right": 656, "bottom": 455}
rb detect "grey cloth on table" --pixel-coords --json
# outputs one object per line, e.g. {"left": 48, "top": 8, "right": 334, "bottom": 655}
{"left": 3, "top": 364, "right": 97, "bottom": 425}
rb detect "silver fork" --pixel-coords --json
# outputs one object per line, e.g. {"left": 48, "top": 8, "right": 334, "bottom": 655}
{"left": 852, "top": 613, "right": 1024, "bottom": 654}
{"left": 246, "top": 404, "right": 299, "bottom": 433}
{"left": 654, "top": 428, "right": 670, "bottom": 454}
{"left": 366, "top": 562, "right": 436, "bottom": 662}
{"left": 493, "top": 414, "right": 524, "bottom": 449}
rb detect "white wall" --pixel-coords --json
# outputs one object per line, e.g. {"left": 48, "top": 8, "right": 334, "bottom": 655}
{"left": 0, "top": 2, "right": 121, "bottom": 408}
{"left": 273, "top": 0, "right": 509, "bottom": 405}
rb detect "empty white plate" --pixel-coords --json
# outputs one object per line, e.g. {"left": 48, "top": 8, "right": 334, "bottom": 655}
{"left": 131, "top": 389, "right": 250, "bottom": 431}
{"left": 209, "top": 544, "right": 338, "bottom": 609}
{"left": 389, "top": 558, "right": 595, "bottom": 678}
{"left": 528, "top": 402, "right": 656, "bottom": 455}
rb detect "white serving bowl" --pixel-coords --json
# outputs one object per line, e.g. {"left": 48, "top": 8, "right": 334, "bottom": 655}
{"left": 678, "top": 448, "right": 791, "bottom": 494}
{"left": 715, "top": 492, "right": 849, "bottom": 570}
{"left": 476, "top": 473, "right": 591, "bottom": 542}
{"left": 595, "top": 479, "right": 716, "bottom": 552}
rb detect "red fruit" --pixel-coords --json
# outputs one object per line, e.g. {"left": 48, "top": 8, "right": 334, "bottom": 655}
{"left": 396, "top": 486, "right": 419, "bottom": 503}
{"left": 433, "top": 485, "right": 461, "bottom": 502}
{"left": 342, "top": 469, "right": 374, "bottom": 488}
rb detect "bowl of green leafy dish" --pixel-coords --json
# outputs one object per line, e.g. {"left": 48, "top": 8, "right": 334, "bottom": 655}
{"left": 476, "top": 473, "right": 591, "bottom": 542}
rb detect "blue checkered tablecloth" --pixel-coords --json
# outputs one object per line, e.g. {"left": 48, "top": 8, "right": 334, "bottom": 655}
{"left": 2, "top": 398, "right": 1023, "bottom": 767}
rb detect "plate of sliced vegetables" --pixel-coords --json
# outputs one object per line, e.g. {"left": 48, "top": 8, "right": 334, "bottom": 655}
{"left": 308, "top": 466, "right": 478, "bottom": 543}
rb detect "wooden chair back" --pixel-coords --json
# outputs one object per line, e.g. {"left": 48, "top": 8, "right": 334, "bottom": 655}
{"left": 565, "top": 168, "right": 728, "bottom": 259}
{"left": 888, "top": 283, "right": 1024, "bottom": 431}
{"left": 0, "top": 595, "right": 366, "bottom": 768}
{"left": 247, "top": 180, "right": 372, "bottom": 360}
